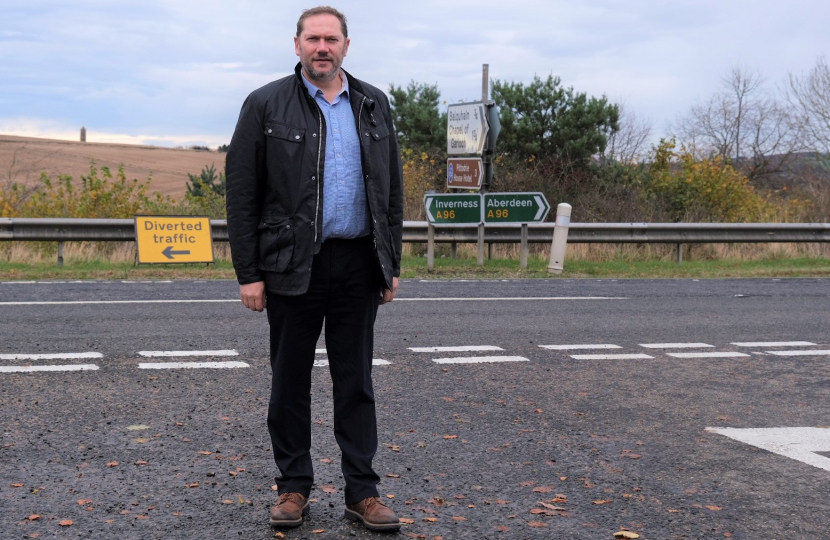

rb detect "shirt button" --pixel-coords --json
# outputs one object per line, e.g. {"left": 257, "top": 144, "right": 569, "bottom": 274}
{"left": 294, "top": 135, "right": 300, "bottom": 140}
{"left": 267, "top": 129, "right": 272, "bottom": 134}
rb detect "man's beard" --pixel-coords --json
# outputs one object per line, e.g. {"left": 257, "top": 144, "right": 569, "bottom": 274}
{"left": 303, "top": 55, "right": 341, "bottom": 83}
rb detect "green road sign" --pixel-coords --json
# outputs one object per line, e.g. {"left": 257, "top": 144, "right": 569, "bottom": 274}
{"left": 483, "top": 192, "right": 551, "bottom": 223}
{"left": 424, "top": 193, "right": 482, "bottom": 224}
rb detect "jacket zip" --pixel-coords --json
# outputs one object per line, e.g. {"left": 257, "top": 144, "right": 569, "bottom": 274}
{"left": 311, "top": 99, "right": 324, "bottom": 243}
{"left": 357, "top": 96, "right": 377, "bottom": 251}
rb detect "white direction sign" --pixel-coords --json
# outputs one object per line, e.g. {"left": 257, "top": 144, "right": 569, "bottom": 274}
{"left": 447, "top": 102, "right": 489, "bottom": 156}
{"left": 706, "top": 427, "right": 830, "bottom": 472}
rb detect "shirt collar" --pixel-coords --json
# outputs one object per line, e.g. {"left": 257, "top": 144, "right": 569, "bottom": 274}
{"left": 301, "top": 71, "right": 349, "bottom": 101}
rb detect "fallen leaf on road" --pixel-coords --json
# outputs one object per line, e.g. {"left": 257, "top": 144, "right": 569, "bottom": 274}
{"left": 452, "top": 516, "right": 467, "bottom": 522}
{"left": 552, "top": 494, "right": 567, "bottom": 502}
{"left": 312, "top": 529, "right": 324, "bottom": 534}
{"left": 423, "top": 517, "right": 437, "bottom": 522}
{"left": 531, "top": 486, "right": 554, "bottom": 493}
{"left": 667, "top": 508, "right": 680, "bottom": 513}
{"left": 496, "top": 525, "right": 509, "bottom": 532}
{"left": 538, "top": 502, "right": 566, "bottom": 511}
{"left": 519, "top": 481, "right": 534, "bottom": 486}
{"left": 26, "top": 514, "right": 40, "bottom": 521}
{"left": 58, "top": 520, "right": 73, "bottom": 526}
{"left": 186, "top": 483, "right": 199, "bottom": 488}
{"left": 706, "top": 505, "right": 723, "bottom": 511}
{"left": 428, "top": 497, "right": 444, "bottom": 506}
{"left": 319, "top": 485, "right": 336, "bottom": 494}
{"left": 386, "top": 473, "right": 401, "bottom": 478}
{"left": 592, "top": 499, "right": 611, "bottom": 505}
{"left": 527, "top": 521, "right": 548, "bottom": 527}
{"left": 443, "top": 435, "right": 458, "bottom": 439}
{"left": 319, "top": 458, "right": 332, "bottom": 463}
{"left": 77, "top": 499, "right": 92, "bottom": 505}
{"left": 135, "top": 460, "right": 148, "bottom": 466}
{"left": 399, "top": 517, "right": 415, "bottom": 524}
{"left": 11, "top": 483, "right": 23, "bottom": 488}
{"left": 107, "top": 461, "right": 119, "bottom": 467}
{"left": 273, "top": 532, "right": 285, "bottom": 538}
{"left": 613, "top": 532, "right": 640, "bottom": 539}
{"left": 222, "top": 500, "right": 234, "bottom": 504}
{"left": 198, "top": 451, "right": 212, "bottom": 455}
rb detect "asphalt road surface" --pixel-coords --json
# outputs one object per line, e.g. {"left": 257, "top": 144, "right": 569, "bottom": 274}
{"left": 1, "top": 277, "right": 828, "bottom": 540}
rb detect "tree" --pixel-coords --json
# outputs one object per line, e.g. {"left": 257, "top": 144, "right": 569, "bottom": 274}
{"left": 603, "top": 102, "right": 653, "bottom": 164}
{"left": 490, "top": 74, "right": 619, "bottom": 164}
{"left": 388, "top": 81, "right": 446, "bottom": 150}
{"left": 673, "top": 66, "right": 802, "bottom": 180}
{"left": 186, "top": 163, "right": 225, "bottom": 198}
{"left": 789, "top": 56, "right": 830, "bottom": 155}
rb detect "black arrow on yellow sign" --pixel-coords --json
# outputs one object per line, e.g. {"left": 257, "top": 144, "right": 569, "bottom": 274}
{"left": 162, "top": 246, "right": 191, "bottom": 260}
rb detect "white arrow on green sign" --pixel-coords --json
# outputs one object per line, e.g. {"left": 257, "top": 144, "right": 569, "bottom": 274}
{"left": 483, "top": 192, "right": 551, "bottom": 223}
{"left": 424, "top": 193, "right": 482, "bottom": 224}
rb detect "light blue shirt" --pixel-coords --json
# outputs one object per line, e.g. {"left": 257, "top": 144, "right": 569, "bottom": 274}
{"left": 301, "top": 73, "right": 370, "bottom": 241}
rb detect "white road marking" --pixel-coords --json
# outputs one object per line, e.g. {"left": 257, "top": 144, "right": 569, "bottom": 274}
{"left": 137, "top": 361, "right": 250, "bottom": 369}
{"left": 766, "top": 349, "right": 830, "bottom": 357}
{"left": 432, "top": 356, "right": 529, "bottom": 364}
{"left": 0, "top": 297, "right": 626, "bottom": 306}
{"left": 640, "top": 343, "right": 714, "bottom": 349}
{"left": 0, "top": 364, "right": 99, "bottom": 373}
{"left": 0, "top": 352, "right": 103, "bottom": 361}
{"left": 539, "top": 344, "right": 622, "bottom": 350}
{"left": 314, "top": 359, "right": 391, "bottom": 367}
{"left": 667, "top": 352, "right": 750, "bottom": 358}
{"left": 138, "top": 350, "right": 239, "bottom": 357}
{"left": 315, "top": 349, "right": 327, "bottom": 354}
{"left": 395, "top": 297, "right": 626, "bottom": 301}
{"left": 409, "top": 345, "right": 503, "bottom": 353}
{"left": 569, "top": 353, "right": 655, "bottom": 360}
{"left": 0, "top": 300, "right": 238, "bottom": 306}
{"left": 732, "top": 341, "right": 816, "bottom": 347}
{"left": 706, "top": 427, "right": 830, "bottom": 472}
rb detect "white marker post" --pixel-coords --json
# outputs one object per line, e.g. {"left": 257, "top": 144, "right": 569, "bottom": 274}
{"left": 548, "top": 203, "right": 572, "bottom": 274}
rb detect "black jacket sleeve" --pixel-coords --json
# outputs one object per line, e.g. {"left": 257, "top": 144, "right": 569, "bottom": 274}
{"left": 225, "top": 91, "right": 266, "bottom": 285}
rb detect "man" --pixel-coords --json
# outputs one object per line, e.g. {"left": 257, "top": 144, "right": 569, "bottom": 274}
{"left": 225, "top": 6, "right": 403, "bottom": 533}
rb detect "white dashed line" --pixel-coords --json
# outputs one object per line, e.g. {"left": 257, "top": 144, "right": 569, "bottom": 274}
{"left": 138, "top": 350, "right": 239, "bottom": 357}
{"left": 409, "top": 345, "right": 503, "bottom": 353}
{"left": 432, "top": 356, "right": 529, "bottom": 364}
{"left": 395, "top": 297, "right": 627, "bottom": 301}
{"left": 732, "top": 341, "right": 817, "bottom": 347}
{"left": 539, "top": 344, "right": 622, "bottom": 350}
{"left": 313, "top": 359, "right": 391, "bottom": 367}
{"left": 766, "top": 350, "right": 830, "bottom": 357}
{"left": 570, "top": 354, "right": 655, "bottom": 360}
{"left": 640, "top": 343, "right": 714, "bottom": 349}
{"left": 0, "top": 352, "right": 103, "bottom": 361}
{"left": 137, "top": 361, "right": 250, "bottom": 369}
{"left": 0, "top": 364, "right": 99, "bottom": 373}
{"left": 666, "top": 352, "right": 750, "bottom": 358}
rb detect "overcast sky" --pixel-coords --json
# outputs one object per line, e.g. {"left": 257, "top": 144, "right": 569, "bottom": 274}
{"left": 1, "top": 0, "right": 827, "bottom": 149}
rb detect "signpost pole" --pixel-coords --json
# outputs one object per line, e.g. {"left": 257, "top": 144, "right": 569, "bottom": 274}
{"left": 477, "top": 223, "right": 485, "bottom": 265}
{"left": 478, "top": 64, "right": 489, "bottom": 264}
{"left": 520, "top": 223, "right": 528, "bottom": 269}
{"left": 427, "top": 223, "right": 435, "bottom": 269}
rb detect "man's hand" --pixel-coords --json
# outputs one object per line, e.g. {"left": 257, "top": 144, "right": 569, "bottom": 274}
{"left": 380, "top": 277, "right": 399, "bottom": 305}
{"left": 240, "top": 281, "right": 266, "bottom": 312}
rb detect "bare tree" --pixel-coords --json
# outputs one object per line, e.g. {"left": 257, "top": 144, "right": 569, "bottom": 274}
{"left": 603, "top": 102, "right": 653, "bottom": 163}
{"left": 789, "top": 56, "right": 830, "bottom": 155}
{"left": 673, "top": 66, "right": 803, "bottom": 180}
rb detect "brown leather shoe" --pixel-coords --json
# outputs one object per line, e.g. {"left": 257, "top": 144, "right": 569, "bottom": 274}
{"left": 269, "top": 492, "right": 309, "bottom": 528}
{"left": 344, "top": 496, "right": 401, "bottom": 532}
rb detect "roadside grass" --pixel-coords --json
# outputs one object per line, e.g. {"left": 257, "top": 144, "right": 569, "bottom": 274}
{"left": 1, "top": 252, "right": 828, "bottom": 281}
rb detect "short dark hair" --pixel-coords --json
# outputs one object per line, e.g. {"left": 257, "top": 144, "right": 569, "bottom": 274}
{"left": 296, "top": 6, "right": 348, "bottom": 38}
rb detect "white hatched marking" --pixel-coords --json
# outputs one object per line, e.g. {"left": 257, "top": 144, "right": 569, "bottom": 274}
{"left": 314, "top": 359, "right": 391, "bottom": 367}
{"left": 766, "top": 350, "right": 830, "bottom": 357}
{"left": 137, "top": 361, "right": 249, "bottom": 370}
{"left": 138, "top": 350, "right": 238, "bottom": 358}
{"left": 0, "top": 352, "right": 102, "bottom": 361}
{"left": 0, "top": 364, "right": 99, "bottom": 373}
{"left": 640, "top": 343, "right": 713, "bottom": 349}
{"left": 667, "top": 352, "right": 750, "bottom": 358}
{"left": 409, "top": 345, "right": 503, "bottom": 353}
{"left": 732, "top": 341, "right": 817, "bottom": 347}
{"left": 539, "top": 344, "right": 621, "bottom": 350}
{"left": 706, "top": 427, "right": 830, "bottom": 472}
{"left": 570, "top": 353, "right": 654, "bottom": 360}
{"left": 432, "top": 356, "right": 529, "bottom": 364}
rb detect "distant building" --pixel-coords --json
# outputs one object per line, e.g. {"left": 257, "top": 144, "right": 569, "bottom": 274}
{"left": 80, "top": 127, "right": 86, "bottom": 142}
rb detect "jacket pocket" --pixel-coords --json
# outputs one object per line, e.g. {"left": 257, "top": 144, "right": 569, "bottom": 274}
{"left": 257, "top": 216, "right": 295, "bottom": 273}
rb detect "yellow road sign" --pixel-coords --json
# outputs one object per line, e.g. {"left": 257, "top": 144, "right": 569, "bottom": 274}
{"left": 134, "top": 216, "right": 214, "bottom": 264}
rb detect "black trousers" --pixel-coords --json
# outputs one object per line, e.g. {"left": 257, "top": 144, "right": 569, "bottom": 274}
{"left": 265, "top": 236, "right": 382, "bottom": 505}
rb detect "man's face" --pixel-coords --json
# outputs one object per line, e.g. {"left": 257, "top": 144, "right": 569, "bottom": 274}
{"left": 294, "top": 14, "right": 349, "bottom": 84}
